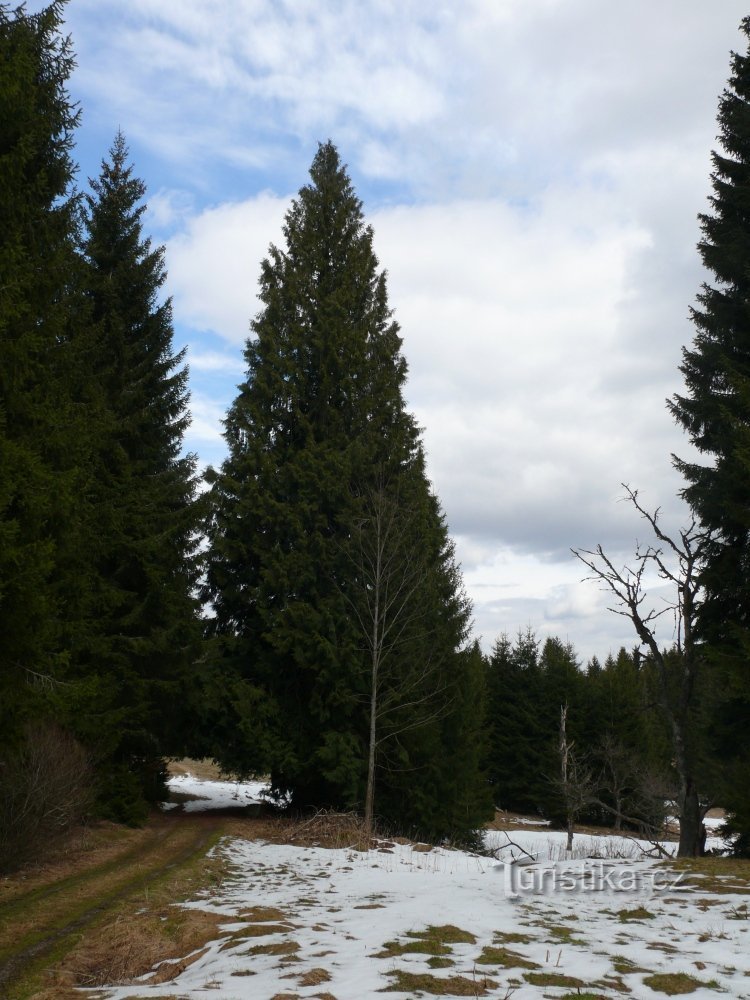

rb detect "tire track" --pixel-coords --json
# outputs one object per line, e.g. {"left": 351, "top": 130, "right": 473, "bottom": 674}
{"left": 0, "top": 815, "right": 225, "bottom": 997}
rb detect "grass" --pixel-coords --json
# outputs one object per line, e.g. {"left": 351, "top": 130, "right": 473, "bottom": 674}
{"left": 427, "top": 957, "right": 455, "bottom": 969}
{"left": 296, "top": 966, "right": 332, "bottom": 986}
{"left": 612, "top": 955, "right": 651, "bottom": 974}
{"left": 544, "top": 922, "right": 587, "bottom": 944}
{"left": 5, "top": 821, "right": 229, "bottom": 1000}
{"left": 475, "top": 945, "right": 539, "bottom": 969}
{"left": 374, "top": 924, "right": 476, "bottom": 958}
{"left": 662, "top": 857, "right": 750, "bottom": 895}
{"left": 617, "top": 906, "right": 656, "bottom": 922}
{"left": 643, "top": 972, "right": 719, "bottom": 994}
{"left": 492, "top": 931, "right": 534, "bottom": 944}
{"left": 383, "top": 970, "right": 498, "bottom": 995}
{"left": 523, "top": 971, "right": 585, "bottom": 988}
{"left": 244, "top": 940, "right": 301, "bottom": 957}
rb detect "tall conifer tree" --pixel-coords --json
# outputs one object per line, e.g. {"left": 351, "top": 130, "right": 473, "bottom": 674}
{"left": 79, "top": 133, "right": 201, "bottom": 819}
{"left": 204, "top": 143, "right": 488, "bottom": 836}
{"left": 669, "top": 17, "right": 750, "bottom": 851}
{"left": 0, "top": 1, "right": 84, "bottom": 742}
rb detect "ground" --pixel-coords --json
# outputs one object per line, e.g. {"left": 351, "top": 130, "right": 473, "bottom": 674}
{"left": 1, "top": 763, "right": 748, "bottom": 1000}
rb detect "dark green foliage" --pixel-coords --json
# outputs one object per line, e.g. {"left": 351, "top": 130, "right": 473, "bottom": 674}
{"left": 484, "top": 630, "right": 676, "bottom": 831}
{"left": 484, "top": 630, "right": 547, "bottom": 814}
{"left": 76, "top": 133, "right": 202, "bottom": 821}
{"left": 203, "top": 142, "right": 489, "bottom": 838}
{"left": 0, "top": 1, "right": 86, "bottom": 744}
{"left": 669, "top": 18, "right": 750, "bottom": 852}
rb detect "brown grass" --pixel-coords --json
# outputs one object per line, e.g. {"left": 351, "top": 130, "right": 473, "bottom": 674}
{"left": 643, "top": 972, "right": 715, "bottom": 994}
{"left": 384, "top": 970, "right": 498, "bottom": 995}
{"left": 476, "top": 945, "right": 539, "bottom": 969}
{"left": 297, "top": 967, "right": 332, "bottom": 986}
{"left": 523, "top": 971, "right": 585, "bottom": 988}
{"left": 374, "top": 924, "right": 476, "bottom": 958}
{"left": 27, "top": 907, "right": 224, "bottom": 997}
{"left": 243, "top": 940, "right": 301, "bottom": 957}
{"left": 167, "top": 758, "right": 226, "bottom": 781}
{"left": 664, "top": 857, "right": 750, "bottom": 895}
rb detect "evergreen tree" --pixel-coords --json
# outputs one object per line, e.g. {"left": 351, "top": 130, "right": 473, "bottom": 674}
{"left": 0, "top": 1, "right": 84, "bottom": 744}
{"left": 203, "top": 142, "right": 487, "bottom": 837}
{"left": 669, "top": 17, "right": 750, "bottom": 852}
{"left": 78, "top": 133, "right": 202, "bottom": 820}
{"left": 484, "top": 629, "right": 547, "bottom": 814}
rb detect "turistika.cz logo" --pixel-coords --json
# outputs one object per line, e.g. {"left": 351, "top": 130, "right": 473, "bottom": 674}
{"left": 500, "top": 860, "right": 684, "bottom": 898}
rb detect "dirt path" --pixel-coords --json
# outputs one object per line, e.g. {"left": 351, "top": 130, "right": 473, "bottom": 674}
{"left": 0, "top": 812, "right": 227, "bottom": 999}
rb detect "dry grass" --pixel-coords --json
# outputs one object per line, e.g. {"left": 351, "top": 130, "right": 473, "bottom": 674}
{"left": 643, "top": 972, "right": 718, "bottom": 994}
{"left": 297, "top": 967, "right": 332, "bottom": 986}
{"left": 243, "top": 940, "right": 301, "bottom": 957}
{"left": 26, "top": 907, "right": 224, "bottom": 997}
{"left": 617, "top": 906, "right": 656, "bottom": 922}
{"left": 664, "top": 857, "right": 750, "bottom": 895}
{"left": 492, "top": 931, "right": 534, "bottom": 945}
{"left": 384, "top": 970, "right": 498, "bottom": 995}
{"left": 0, "top": 821, "right": 150, "bottom": 908}
{"left": 475, "top": 945, "right": 539, "bottom": 969}
{"left": 238, "top": 905, "right": 289, "bottom": 921}
{"left": 374, "top": 924, "right": 476, "bottom": 958}
{"left": 523, "top": 971, "right": 585, "bottom": 988}
{"left": 166, "top": 758, "right": 226, "bottom": 781}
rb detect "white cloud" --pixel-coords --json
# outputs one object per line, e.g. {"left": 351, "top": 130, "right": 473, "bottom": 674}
{"left": 167, "top": 192, "right": 290, "bottom": 344}
{"left": 61, "top": 0, "right": 748, "bottom": 659}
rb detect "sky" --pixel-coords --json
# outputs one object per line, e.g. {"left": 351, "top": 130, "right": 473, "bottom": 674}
{"left": 43, "top": 0, "right": 748, "bottom": 662}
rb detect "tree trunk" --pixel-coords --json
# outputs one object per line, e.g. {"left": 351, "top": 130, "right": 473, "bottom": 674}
{"left": 677, "top": 779, "right": 703, "bottom": 857}
{"left": 364, "top": 676, "right": 376, "bottom": 837}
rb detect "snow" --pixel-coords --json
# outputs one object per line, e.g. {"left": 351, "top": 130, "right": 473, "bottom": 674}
{"left": 165, "top": 772, "right": 270, "bottom": 812}
{"left": 94, "top": 813, "right": 749, "bottom": 1000}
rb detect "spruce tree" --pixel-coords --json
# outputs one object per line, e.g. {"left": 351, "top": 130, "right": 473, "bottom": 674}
{"left": 669, "top": 17, "right": 750, "bottom": 851}
{"left": 204, "top": 142, "right": 487, "bottom": 836}
{"left": 484, "top": 629, "right": 547, "bottom": 814}
{"left": 0, "top": 1, "right": 84, "bottom": 743}
{"left": 78, "top": 133, "right": 202, "bottom": 819}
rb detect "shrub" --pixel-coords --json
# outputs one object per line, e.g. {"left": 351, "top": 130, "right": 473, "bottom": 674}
{"left": 0, "top": 721, "right": 93, "bottom": 872}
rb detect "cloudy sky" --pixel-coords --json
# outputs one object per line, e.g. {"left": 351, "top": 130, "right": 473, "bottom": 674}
{"left": 50, "top": 0, "right": 747, "bottom": 661}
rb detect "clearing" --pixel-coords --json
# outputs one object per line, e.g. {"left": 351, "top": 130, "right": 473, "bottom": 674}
{"left": 2, "top": 766, "right": 748, "bottom": 999}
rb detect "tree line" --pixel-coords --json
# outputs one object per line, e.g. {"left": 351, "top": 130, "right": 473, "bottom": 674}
{"left": 1, "top": 1, "right": 749, "bottom": 869}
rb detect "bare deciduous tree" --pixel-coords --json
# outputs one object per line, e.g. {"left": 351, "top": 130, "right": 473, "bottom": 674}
{"left": 556, "top": 703, "right": 595, "bottom": 852}
{"left": 573, "top": 485, "right": 712, "bottom": 857}
{"left": 344, "top": 481, "right": 448, "bottom": 836}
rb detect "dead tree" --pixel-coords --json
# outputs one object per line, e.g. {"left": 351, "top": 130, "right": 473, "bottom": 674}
{"left": 573, "top": 485, "right": 711, "bottom": 857}
{"left": 557, "top": 703, "right": 595, "bottom": 852}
